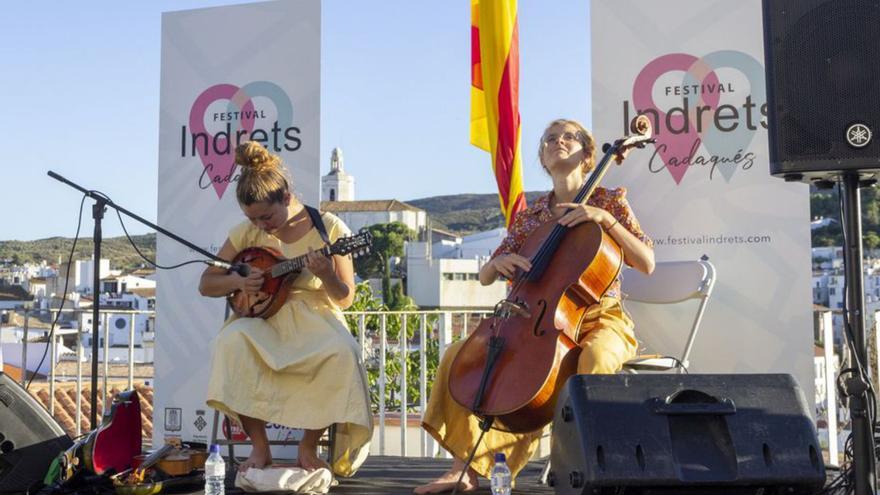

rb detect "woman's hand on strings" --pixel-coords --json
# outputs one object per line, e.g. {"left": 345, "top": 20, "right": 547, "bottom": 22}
{"left": 556, "top": 203, "right": 614, "bottom": 229}
{"left": 491, "top": 254, "right": 532, "bottom": 280}
{"left": 306, "top": 247, "right": 335, "bottom": 279}
{"left": 238, "top": 267, "right": 264, "bottom": 294}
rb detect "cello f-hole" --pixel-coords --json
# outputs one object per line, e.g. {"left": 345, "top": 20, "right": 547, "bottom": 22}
{"left": 532, "top": 300, "right": 547, "bottom": 336}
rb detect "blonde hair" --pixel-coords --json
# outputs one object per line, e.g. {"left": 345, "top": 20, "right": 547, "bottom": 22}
{"left": 538, "top": 119, "right": 596, "bottom": 178}
{"left": 234, "top": 141, "right": 290, "bottom": 205}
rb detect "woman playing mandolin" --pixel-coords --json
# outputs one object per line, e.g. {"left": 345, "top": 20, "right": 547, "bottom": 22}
{"left": 414, "top": 119, "right": 655, "bottom": 494}
{"left": 198, "top": 141, "right": 372, "bottom": 475}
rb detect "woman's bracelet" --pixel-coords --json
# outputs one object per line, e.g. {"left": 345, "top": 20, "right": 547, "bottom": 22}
{"left": 606, "top": 218, "right": 619, "bottom": 230}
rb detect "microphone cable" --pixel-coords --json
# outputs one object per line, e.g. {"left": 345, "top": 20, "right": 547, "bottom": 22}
{"left": 26, "top": 194, "right": 86, "bottom": 391}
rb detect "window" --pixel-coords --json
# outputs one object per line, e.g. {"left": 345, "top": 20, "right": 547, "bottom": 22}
{"left": 443, "top": 273, "right": 453, "bottom": 281}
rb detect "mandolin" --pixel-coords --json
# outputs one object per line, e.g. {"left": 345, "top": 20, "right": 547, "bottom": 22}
{"left": 226, "top": 231, "right": 372, "bottom": 318}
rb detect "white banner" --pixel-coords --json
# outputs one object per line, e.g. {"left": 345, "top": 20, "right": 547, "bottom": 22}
{"left": 155, "top": 0, "right": 320, "bottom": 446}
{"left": 591, "top": 0, "right": 814, "bottom": 403}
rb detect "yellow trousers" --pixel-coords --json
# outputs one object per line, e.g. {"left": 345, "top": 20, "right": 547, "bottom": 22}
{"left": 421, "top": 297, "right": 637, "bottom": 478}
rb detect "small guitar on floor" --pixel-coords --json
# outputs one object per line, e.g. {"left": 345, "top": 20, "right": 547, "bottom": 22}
{"left": 227, "top": 231, "right": 372, "bottom": 318}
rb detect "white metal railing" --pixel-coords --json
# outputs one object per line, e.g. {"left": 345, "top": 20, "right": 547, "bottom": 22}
{"left": 813, "top": 308, "right": 880, "bottom": 467}
{"left": 10, "top": 304, "right": 867, "bottom": 462}
{"left": 343, "top": 309, "right": 492, "bottom": 457}
{"left": 7, "top": 307, "right": 154, "bottom": 436}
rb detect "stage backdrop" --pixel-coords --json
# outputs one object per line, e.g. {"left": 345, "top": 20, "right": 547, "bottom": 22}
{"left": 591, "top": 0, "right": 814, "bottom": 402}
{"left": 154, "top": 0, "right": 320, "bottom": 448}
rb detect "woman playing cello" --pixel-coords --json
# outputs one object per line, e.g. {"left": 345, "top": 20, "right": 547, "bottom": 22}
{"left": 414, "top": 118, "right": 655, "bottom": 493}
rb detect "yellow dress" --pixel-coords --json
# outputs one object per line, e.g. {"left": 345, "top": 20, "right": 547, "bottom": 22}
{"left": 421, "top": 297, "right": 637, "bottom": 479}
{"left": 206, "top": 209, "right": 372, "bottom": 477}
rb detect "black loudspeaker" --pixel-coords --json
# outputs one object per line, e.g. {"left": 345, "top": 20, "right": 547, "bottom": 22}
{"left": 762, "top": 0, "right": 880, "bottom": 182}
{"left": 549, "top": 374, "right": 825, "bottom": 494}
{"left": 0, "top": 372, "right": 72, "bottom": 494}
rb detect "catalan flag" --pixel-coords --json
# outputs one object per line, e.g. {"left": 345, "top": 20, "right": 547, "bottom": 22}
{"left": 471, "top": 0, "right": 527, "bottom": 227}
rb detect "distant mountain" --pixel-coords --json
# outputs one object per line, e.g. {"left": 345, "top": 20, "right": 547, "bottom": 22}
{"left": 1, "top": 192, "right": 514, "bottom": 270}
{"left": 408, "top": 191, "right": 547, "bottom": 234}
{"left": 0, "top": 234, "right": 156, "bottom": 271}
{"left": 3, "top": 189, "right": 841, "bottom": 267}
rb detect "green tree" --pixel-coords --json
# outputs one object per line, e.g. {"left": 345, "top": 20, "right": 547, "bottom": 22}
{"left": 865, "top": 231, "right": 880, "bottom": 251}
{"left": 353, "top": 222, "right": 416, "bottom": 305}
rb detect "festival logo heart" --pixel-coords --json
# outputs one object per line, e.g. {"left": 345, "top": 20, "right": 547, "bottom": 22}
{"left": 237, "top": 81, "right": 294, "bottom": 132}
{"left": 189, "top": 84, "right": 256, "bottom": 199}
{"left": 695, "top": 50, "right": 766, "bottom": 183}
{"left": 633, "top": 54, "right": 721, "bottom": 185}
{"left": 189, "top": 82, "right": 296, "bottom": 199}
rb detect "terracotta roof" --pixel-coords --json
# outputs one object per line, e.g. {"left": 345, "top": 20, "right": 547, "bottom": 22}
{"left": 3, "top": 364, "right": 28, "bottom": 382}
{"left": 27, "top": 381, "right": 153, "bottom": 441}
{"left": 0, "top": 284, "right": 33, "bottom": 302}
{"left": 431, "top": 227, "right": 458, "bottom": 237}
{"left": 320, "top": 200, "right": 424, "bottom": 213}
{"left": 8, "top": 311, "right": 53, "bottom": 329}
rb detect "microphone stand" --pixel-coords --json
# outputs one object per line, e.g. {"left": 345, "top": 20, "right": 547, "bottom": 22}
{"left": 838, "top": 173, "right": 877, "bottom": 495}
{"left": 47, "top": 170, "right": 230, "bottom": 430}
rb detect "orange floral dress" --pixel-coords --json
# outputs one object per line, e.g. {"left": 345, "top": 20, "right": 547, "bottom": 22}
{"left": 494, "top": 187, "right": 654, "bottom": 298}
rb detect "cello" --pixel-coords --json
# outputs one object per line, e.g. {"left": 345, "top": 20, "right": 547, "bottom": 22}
{"left": 448, "top": 116, "right": 654, "bottom": 433}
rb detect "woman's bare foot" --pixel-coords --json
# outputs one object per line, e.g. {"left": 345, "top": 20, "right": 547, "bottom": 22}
{"left": 237, "top": 415, "right": 272, "bottom": 473}
{"left": 297, "top": 427, "right": 331, "bottom": 471}
{"left": 413, "top": 462, "right": 479, "bottom": 494}
{"left": 238, "top": 446, "right": 272, "bottom": 473}
{"left": 296, "top": 445, "right": 331, "bottom": 471}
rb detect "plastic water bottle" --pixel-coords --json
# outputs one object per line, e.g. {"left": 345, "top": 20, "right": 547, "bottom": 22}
{"left": 204, "top": 444, "right": 226, "bottom": 495}
{"left": 490, "top": 452, "right": 512, "bottom": 495}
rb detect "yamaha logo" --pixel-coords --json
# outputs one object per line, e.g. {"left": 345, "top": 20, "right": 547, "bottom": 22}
{"left": 846, "top": 123, "right": 872, "bottom": 148}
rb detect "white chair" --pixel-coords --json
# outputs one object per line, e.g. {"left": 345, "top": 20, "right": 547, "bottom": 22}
{"left": 620, "top": 258, "right": 716, "bottom": 373}
{"left": 538, "top": 258, "right": 717, "bottom": 485}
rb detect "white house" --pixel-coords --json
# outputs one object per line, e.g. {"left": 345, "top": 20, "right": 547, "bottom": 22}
{"left": 55, "top": 259, "right": 116, "bottom": 295}
{"left": 99, "top": 274, "right": 156, "bottom": 295}
{"left": 406, "top": 229, "right": 508, "bottom": 309}
{"left": 811, "top": 217, "right": 838, "bottom": 230}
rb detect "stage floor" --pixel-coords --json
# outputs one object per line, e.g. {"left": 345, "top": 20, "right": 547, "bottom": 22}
{"left": 191, "top": 456, "right": 553, "bottom": 494}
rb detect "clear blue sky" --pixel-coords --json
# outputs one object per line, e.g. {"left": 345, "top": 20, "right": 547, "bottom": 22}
{"left": 1, "top": 1, "right": 590, "bottom": 241}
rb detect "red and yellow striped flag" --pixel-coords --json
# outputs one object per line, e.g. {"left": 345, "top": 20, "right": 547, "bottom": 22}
{"left": 470, "top": 0, "right": 527, "bottom": 228}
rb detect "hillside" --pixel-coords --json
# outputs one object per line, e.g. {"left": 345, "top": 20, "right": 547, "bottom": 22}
{"left": 0, "top": 234, "right": 156, "bottom": 271}
{"left": 2, "top": 188, "right": 873, "bottom": 267}
{"left": 408, "top": 191, "right": 547, "bottom": 234}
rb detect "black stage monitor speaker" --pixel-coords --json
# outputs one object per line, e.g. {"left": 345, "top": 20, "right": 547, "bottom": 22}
{"left": 0, "top": 372, "right": 72, "bottom": 494}
{"left": 549, "top": 374, "right": 825, "bottom": 495}
{"left": 762, "top": 0, "right": 880, "bottom": 182}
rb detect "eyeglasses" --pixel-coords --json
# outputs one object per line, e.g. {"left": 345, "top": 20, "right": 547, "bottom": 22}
{"left": 542, "top": 131, "right": 581, "bottom": 145}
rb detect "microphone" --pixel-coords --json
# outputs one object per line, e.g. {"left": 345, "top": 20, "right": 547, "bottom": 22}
{"left": 206, "top": 260, "right": 251, "bottom": 276}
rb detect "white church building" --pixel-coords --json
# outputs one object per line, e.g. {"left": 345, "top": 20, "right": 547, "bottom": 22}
{"left": 319, "top": 148, "right": 506, "bottom": 309}
{"left": 320, "top": 147, "right": 428, "bottom": 236}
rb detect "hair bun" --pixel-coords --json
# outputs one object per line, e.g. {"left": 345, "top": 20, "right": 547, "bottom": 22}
{"left": 235, "top": 141, "right": 274, "bottom": 171}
